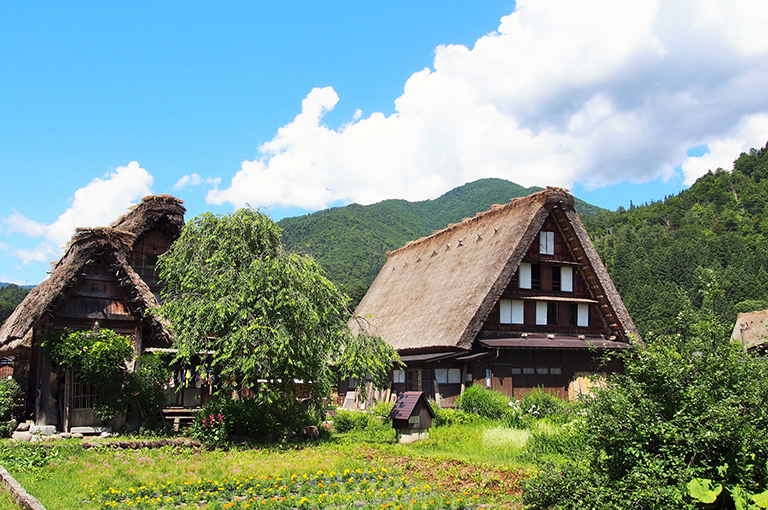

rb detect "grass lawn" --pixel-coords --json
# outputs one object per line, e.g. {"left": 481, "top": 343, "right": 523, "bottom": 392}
{"left": 0, "top": 422, "right": 534, "bottom": 509}
{"left": 0, "top": 488, "right": 17, "bottom": 510}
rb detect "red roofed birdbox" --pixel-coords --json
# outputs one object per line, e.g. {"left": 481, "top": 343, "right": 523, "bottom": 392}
{"left": 388, "top": 391, "right": 435, "bottom": 443}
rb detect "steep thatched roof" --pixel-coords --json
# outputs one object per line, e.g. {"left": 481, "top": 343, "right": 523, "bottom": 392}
{"left": 0, "top": 195, "right": 184, "bottom": 355}
{"left": 732, "top": 310, "right": 768, "bottom": 350}
{"left": 351, "top": 187, "right": 638, "bottom": 353}
{"left": 111, "top": 194, "right": 185, "bottom": 244}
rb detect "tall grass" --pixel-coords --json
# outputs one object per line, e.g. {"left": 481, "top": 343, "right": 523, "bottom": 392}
{"left": 405, "top": 421, "right": 533, "bottom": 466}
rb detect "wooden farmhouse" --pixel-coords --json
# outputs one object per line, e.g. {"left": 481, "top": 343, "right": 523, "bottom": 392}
{"left": 731, "top": 309, "right": 768, "bottom": 353}
{"left": 351, "top": 187, "right": 639, "bottom": 406}
{"left": 0, "top": 195, "right": 210, "bottom": 430}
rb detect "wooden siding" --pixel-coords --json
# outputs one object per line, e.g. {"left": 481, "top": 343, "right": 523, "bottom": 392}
{"left": 57, "top": 259, "right": 134, "bottom": 319}
{"left": 128, "top": 230, "right": 170, "bottom": 295}
{"left": 466, "top": 349, "right": 622, "bottom": 400}
{"left": 480, "top": 212, "right": 611, "bottom": 337}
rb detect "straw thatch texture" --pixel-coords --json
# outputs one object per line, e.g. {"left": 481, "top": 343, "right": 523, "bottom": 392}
{"left": 351, "top": 187, "right": 637, "bottom": 353}
{"left": 111, "top": 194, "right": 185, "bottom": 243}
{"left": 732, "top": 310, "right": 768, "bottom": 349}
{"left": 0, "top": 195, "right": 184, "bottom": 356}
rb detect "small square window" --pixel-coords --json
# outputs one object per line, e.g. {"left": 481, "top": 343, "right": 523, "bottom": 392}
{"left": 434, "top": 368, "right": 448, "bottom": 384}
{"left": 511, "top": 367, "right": 522, "bottom": 375}
{"left": 550, "top": 367, "right": 562, "bottom": 375}
{"left": 523, "top": 367, "right": 535, "bottom": 375}
{"left": 448, "top": 368, "right": 461, "bottom": 384}
{"left": 393, "top": 370, "right": 405, "bottom": 384}
{"left": 537, "top": 367, "right": 549, "bottom": 375}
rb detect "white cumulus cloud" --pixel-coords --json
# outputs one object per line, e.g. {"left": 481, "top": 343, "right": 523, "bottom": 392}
{"left": 208, "top": 0, "right": 768, "bottom": 210}
{"left": 1, "top": 161, "right": 154, "bottom": 264}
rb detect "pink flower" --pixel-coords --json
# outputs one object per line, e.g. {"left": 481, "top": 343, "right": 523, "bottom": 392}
{"left": 202, "top": 418, "right": 208, "bottom": 428}
{"left": 218, "top": 413, "right": 224, "bottom": 421}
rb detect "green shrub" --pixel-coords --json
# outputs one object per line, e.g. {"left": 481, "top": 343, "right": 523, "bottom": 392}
{"left": 0, "top": 377, "right": 20, "bottom": 420}
{"left": 332, "top": 410, "right": 370, "bottom": 433}
{"left": 520, "top": 388, "right": 564, "bottom": 419}
{"left": 0, "top": 443, "right": 61, "bottom": 472}
{"left": 430, "top": 403, "right": 477, "bottom": 427}
{"left": 126, "top": 354, "right": 169, "bottom": 420}
{"left": 526, "top": 420, "right": 585, "bottom": 458}
{"left": 190, "top": 397, "right": 307, "bottom": 447}
{"left": 523, "top": 283, "right": 768, "bottom": 509}
{"left": 455, "top": 385, "right": 510, "bottom": 419}
{"left": 0, "top": 377, "right": 21, "bottom": 438}
{"left": 368, "top": 401, "right": 394, "bottom": 420}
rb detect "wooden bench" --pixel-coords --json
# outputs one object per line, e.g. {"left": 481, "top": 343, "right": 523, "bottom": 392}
{"left": 158, "top": 407, "right": 199, "bottom": 431}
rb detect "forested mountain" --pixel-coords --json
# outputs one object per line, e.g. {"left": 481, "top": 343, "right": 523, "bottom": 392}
{"left": 0, "top": 284, "right": 31, "bottom": 324}
{"left": 584, "top": 143, "right": 768, "bottom": 338}
{"left": 278, "top": 178, "right": 603, "bottom": 301}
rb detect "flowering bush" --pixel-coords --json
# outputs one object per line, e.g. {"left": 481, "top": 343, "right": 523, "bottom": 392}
{"left": 190, "top": 403, "right": 229, "bottom": 447}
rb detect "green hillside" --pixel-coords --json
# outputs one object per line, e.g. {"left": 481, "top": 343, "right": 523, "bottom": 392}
{"left": 278, "top": 178, "right": 603, "bottom": 300}
{"left": 0, "top": 284, "right": 30, "bottom": 324}
{"left": 584, "top": 143, "right": 768, "bottom": 338}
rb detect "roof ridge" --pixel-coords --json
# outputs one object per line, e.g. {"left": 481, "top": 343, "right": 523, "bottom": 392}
{"left": 388, "top": 186, "right": 573, "bottom": 258}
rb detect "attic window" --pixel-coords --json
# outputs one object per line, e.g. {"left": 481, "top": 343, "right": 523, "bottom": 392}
{"left": 540, "top": 231, "right": 555, "bottom": 255}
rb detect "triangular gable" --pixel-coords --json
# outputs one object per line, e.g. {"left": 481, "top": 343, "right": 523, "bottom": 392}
{"left": 0, "top": 228, "right": 171, "bottom": 355}
{"left": 475, "top": 207, "right": 638, "bottom": 340}
{"left": 351, "top": 188, "right": 638, "bottom": 353}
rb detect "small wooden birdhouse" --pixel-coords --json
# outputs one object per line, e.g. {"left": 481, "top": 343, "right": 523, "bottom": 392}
{"left": 388, "top": 391, "right": 435, "bottom": 443}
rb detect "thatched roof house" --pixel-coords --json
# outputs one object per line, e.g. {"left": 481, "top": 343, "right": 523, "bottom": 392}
{"left": 0, "top": 195, "right": 186, "bottom": 429}
{"left": 0, "top": 228, "right": 168, "bottom": 356}
{"left": 352, "top": 187, "right": 638, "bottom": 404}
{"left": 732, "top": 309, "right": 768, "bottom": 351}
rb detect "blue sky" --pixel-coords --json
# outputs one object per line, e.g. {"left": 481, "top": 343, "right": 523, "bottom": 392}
{"left": 2, "top": 1, "right": 768, "bottom": 285}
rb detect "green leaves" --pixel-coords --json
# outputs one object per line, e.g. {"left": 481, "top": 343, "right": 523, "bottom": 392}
{"left": 687, "top": 478, "right": 722, "bottom": 504}
{"left": 43, "top": 330, "right": 168, "bottom": 421}
{"left": 158, "top": 208, "right": 400, "bottom": 426}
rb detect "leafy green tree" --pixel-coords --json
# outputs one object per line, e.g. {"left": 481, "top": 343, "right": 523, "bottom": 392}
{"left": 157, "top": 209, "right": 399, "bottom": 429}
{"left": 523, "top": 280, "right": 768, "bottom": 509}
{"left": 585, "top": 143, "right": 768, "bottom": 338}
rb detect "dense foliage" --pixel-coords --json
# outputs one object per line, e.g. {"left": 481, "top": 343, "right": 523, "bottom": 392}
{"left": 523, "top": 286, "right": 768, "bottom": 509}
{"left": 44, "top": 329, "right": 167, "bottom": 422}
{"left": 158, "top": 208, "right": 399, "bottom": 431}
{"left": 278, "top": 178, "right": 603, "bottom": 302}
{"left": 0, "top": 283, "right": 31, "bottom": 323}
{"left": 455, "top": 385, "right": 511, "bottom": 420}
{"left": 585, "top": 143, "right": 768, "bottom": 337}
{"left": 0, "top": 377, "right": 21, "bottom": 437}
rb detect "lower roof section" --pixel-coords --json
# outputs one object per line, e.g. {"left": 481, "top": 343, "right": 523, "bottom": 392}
{"left": 479, "top": 336, "right": 631, "bottom": 350}
{"left": 398, "top": 351, "right": 464, "bottom": 363}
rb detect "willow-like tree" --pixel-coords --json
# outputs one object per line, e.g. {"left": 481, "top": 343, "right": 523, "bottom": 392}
{"left": 157, "top": 209, "right": 399, "bottom": 421}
